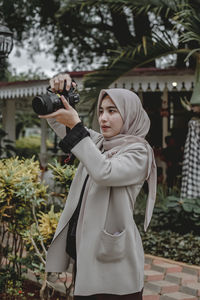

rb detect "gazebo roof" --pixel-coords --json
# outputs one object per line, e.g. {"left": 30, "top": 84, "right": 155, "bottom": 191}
{"left": 0, "top": 68, "right": 195, "bottom": 100}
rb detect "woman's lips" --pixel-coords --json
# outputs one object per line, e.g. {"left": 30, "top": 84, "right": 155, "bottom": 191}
{"left": 101, "top": 126, "right": 110, "bottom": 131}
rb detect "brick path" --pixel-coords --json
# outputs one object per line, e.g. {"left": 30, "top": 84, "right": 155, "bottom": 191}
{"left": 43, "top": 254, "right": 200, "bottom": 299}
{"left": 143, "top": 254, "right": 200, "bottom": 300}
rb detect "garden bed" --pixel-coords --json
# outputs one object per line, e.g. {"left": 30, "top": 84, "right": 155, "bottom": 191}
{"left": 141, "top": 228, "right": 200, "bottom": 266}
{"left": 0, "top": 279, "right": 67, "bottom": 300}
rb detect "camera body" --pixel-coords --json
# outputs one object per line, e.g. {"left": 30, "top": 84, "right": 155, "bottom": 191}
{"left": 32, "top": 84, "right": 80, "bottom": 115}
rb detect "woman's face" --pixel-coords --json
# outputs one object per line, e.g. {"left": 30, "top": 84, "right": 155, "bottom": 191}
{"left": 98, "top": 96, "right": 123, "bottom": 138}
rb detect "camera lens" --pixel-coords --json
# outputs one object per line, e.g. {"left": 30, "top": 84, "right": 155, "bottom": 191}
{"left": 32, "top": 94, "right": 56, "bottom": 115}
{"left": 32, "top": 96, "right": 47, "bottom": 115}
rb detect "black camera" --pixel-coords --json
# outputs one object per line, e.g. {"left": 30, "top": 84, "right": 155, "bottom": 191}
{"left": 32, "top": 83, "right": 80, "bottom": 115}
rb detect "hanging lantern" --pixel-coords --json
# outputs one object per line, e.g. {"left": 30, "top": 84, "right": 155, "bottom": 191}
{"left": 0, "top": 23, "right": 13, "bottom": 59}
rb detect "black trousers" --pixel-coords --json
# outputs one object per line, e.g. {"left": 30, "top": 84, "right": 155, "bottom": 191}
{"left": 74, "top": 289, "right": 143, "bottom": 299}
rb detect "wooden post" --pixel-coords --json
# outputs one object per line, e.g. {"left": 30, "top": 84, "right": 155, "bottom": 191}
{"left": 161, "top": 86, "right": 170, "bottom": 148}
{"left": 2, "top": 99, "right": 16, "bottom": 142}
{"left": 39, "top": 119, "right": 48, "bottom": 169}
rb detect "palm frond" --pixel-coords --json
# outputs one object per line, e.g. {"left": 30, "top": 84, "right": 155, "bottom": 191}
{"left": 70, "top": 0, "right": 180, "bottom": 16}
{"left": 68, "top": 0, "right": 200, "bottom": 121}
{"left": 82, "top": 33, "right": 182, "bottom": 104}
{"left": 184, "top": 48, "right": 200, "bottom": 61}
{"left": 180, "top": 97, "right": 192, "bottom": 111}
{"left": 173, "top": 2, "right": 200, "bottom": 45}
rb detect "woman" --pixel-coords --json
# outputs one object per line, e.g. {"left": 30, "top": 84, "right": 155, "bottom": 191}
{"left": 41, "top": 74, "right": 157, "bottom": 299}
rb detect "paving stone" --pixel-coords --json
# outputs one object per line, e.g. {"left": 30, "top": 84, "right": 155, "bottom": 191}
{"left": 152, "top": 261, "right": 183, "bottom": 274}
{"left": 144, "top": 270, "right": 164, "bottom": 281}
{"left": 144, "top": 256, "right": 200, "bottom": 300}
{"left": 57, "top": 274, "right": 72, "bottom": 283}
{"left": 165, "top": 272, "right": 198, "bottom": 285}
{"left": 145, "top": 256, "right": 153, "bottom": 264}
{"left": 145, "top": 281, "right": 179, "bottom": 294}
{"left": 182, "top": 266, "right": 199, "bottom": 276}
{"left": 181, "top": 282, "right": 200, "bottom": 297}
{"left": 143, "top": 288, "right": 160, "bottom": 300}
{"left": 160, "top": 292, "right": 197, "bottom": 300}
{"left": 145, "top": 263, "right": 152, "bottom": 270}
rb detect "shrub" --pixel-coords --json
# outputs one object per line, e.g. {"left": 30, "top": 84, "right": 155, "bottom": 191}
{"left": 0, "top": 157, "right": 76, "bottom": 298}
{"left": 48, "top": 161, "right": 77, "bottom": 206}
{"left": 23, "top": 205, "right": 61, "bottom": 250}
{"left": 0, "top": 128, "right": 16, "bottom": 158}
{"left": 48, "top": 161, "right": 77, "bottom": 189}
{"left": 140, "top": 227, "right": 200, "bottom": 265}
{"left": 0, "top": 157, "right": 47, "bottom": 225}
{"left": 15, "top": 136, "right": 53, "bottom": 158}
{"left": 0, "top": 157, "right": 48, "bottom": 277}
{"left": 134, "top": 184, "right": 200, "bottom": 265}
{"left": 22, "top": 161, "right": 77, "bottom": 298}
{"left": 134, "top": 184, "right": 199, "bottom": 235}
{"left": 0, "top": 267, "right": 24, "bottom": 296}
{"left": 15, "top": 136, "right": 40, "bottom": 158}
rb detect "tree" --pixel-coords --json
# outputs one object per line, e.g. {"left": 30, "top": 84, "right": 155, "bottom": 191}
{"left": 81, "top": 0, "right": 200, "bottom": 199}
{"left": 0, "top": 0, "right": 191, "bottom": 71}
{"left": 81, "top": 0, "right": 200, "bottom": 98}
{"left": 6, "top": 67, "right": 48, "bottom": 82}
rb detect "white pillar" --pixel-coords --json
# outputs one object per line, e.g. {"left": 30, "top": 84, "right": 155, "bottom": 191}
{"left": 39, "top": 119, "right": 48, "bottom": 168}
{"left": 2, "top": 99, "right": 16, "bottom": 142}
{"left": 161, "top": 86, "right": 170, "bottom": 148}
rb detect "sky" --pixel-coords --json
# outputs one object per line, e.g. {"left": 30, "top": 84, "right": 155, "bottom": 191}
{"left": 8, "top": 39, "right": 177, "bottom": 79}
{"left": 8, "top": 46, "right": 62, "bottom": 79}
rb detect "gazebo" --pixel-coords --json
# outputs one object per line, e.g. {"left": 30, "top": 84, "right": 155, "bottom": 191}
{"left": 0, "top": 67, "right": 195, "bottom": 164}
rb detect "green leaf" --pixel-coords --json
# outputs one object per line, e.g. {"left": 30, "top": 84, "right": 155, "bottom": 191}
{"left": 182, "top": 203, "right": 194, "bottom": 212}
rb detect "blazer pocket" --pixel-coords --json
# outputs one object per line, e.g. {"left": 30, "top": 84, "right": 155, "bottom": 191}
{"left": 96, "top": 229, "right": 126, "bottom": 262}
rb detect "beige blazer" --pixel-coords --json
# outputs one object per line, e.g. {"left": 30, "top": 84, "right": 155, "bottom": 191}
{"left": 45, "top": 119, "right": 149, "bottom": 296}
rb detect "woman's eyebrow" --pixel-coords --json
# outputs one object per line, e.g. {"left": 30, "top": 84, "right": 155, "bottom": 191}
{"left": 107, "top": 106, "right": 117, "bottom": 109}
{"left": 99, "top": 105, "right": 117, "bottom": 109}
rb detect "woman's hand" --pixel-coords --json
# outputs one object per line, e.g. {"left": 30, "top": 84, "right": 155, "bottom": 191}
{"left": 39, "top": 95, "right": 81, "bottom": 129}
{"left": 49, "top": 73, "right": 76, "bottom": 92}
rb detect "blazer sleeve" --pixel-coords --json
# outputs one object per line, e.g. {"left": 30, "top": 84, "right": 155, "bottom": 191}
{"left": 71, "top": 136, "right": 148, "bottom": 187}
{"left": 47, "top": 118, "right": 67, "bottom": 139}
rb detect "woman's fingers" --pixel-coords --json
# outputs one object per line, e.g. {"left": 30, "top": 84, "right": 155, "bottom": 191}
{"left": 72, "top": 81, "right": 77, "bottom": 89}
{"left": 57, "top": 74, "right": 65, "bottom": 92}
{"left": 53, "top": 78, "right": 60, "bottom": 92}
{"left": 49, "top": 73, "right": 72, "bottom": 92}
{"left": 49, "top": 78, "right": 55, "bottom": 92}
{"left": 61, "top": 95, "right": 71, "bottom": 110}
{"left": 39, "top": 111, "right": 59, "bottom": 119}
{"left": 58, "top": 74, "right": 72, "bottom": 91}
{"left": 64, "top": 74, "right": 72, "bottom": 91}
{"left": 39, "top": 99, "right": 80, "bottom": 128}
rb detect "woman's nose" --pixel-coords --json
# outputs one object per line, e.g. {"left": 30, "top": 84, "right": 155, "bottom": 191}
{"left": 101, "top": 112, "right": 108, "bottom": 121}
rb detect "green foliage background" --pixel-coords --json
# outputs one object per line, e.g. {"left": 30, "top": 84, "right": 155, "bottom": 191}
{"left": 135, "top": 184, "right": 200, "bottom": 265}
{"left": 15, "top": 136, "right": 53, "bottom": 159}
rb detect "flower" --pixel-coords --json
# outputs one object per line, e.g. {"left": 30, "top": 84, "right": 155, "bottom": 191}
{"left": 18, "top": 290, "right": 23, "bottom": 294}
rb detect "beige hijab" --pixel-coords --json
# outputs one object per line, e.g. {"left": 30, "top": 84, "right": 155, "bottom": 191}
{"left": 97, "top": 88, "right": 157, "bottom": 231}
